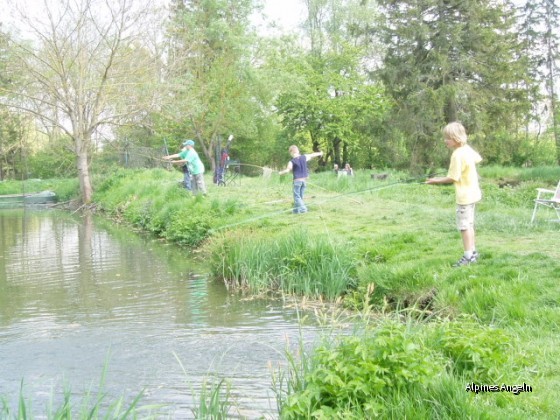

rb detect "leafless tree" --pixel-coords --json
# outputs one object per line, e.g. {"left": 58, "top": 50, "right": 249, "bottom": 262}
{"left": 1, "top": 0, "right": 163, "bottom": 203}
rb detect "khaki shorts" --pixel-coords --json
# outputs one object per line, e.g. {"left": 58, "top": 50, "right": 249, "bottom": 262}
{"left": 456, "top": 204, "right": 476, "bottom": 231}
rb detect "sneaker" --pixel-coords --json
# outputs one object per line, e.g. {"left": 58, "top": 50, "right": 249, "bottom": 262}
{"left": 453, "top": 254, "right": 477, "bottom": 267}
{"left": 471, "top": 251, "right": 479, "bottom": 262}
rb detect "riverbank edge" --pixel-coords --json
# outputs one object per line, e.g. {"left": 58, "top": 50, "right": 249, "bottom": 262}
{"left": 85, "top": 168, "right": 560, "bottom": 418}
{"left": 7, "top": 168, "right": 560, "bottom": 418}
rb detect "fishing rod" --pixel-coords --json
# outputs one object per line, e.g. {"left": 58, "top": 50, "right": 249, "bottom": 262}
{"left": 163, "top": 138, "right": 173, "bottom": 170}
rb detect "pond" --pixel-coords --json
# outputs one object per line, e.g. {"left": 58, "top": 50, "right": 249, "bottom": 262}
{"left": 0, "top": 209, "right": 321, "bottom": 418}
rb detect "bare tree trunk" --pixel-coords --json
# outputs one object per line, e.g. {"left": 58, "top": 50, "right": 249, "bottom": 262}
{"left": 76, "top": 146, "right": 93, "bottom": 204}
{"left": 546, "top": 48, "right": 559, "bottom": 164}
{"left": 333, "top": 136, "right": 342, "bottom": 165}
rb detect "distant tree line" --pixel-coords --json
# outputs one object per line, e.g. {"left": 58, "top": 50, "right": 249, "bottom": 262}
{"left": 0, "top": 0, "right": 558, "bottom": 202}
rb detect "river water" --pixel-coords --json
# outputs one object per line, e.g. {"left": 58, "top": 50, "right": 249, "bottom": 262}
{"left": 0, "top": 209, "right": 321, "bottom": 419}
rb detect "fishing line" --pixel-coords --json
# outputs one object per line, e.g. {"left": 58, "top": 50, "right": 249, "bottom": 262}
{"left": 209, "top": 172, "right": 446, "bottom": 232}
{"left": 307, "top": 171, "right": 447, "bottom": 207}
{"left": 305, "top": 181, "right": 363, "bottom": 205}
{"left": 208, "top": 206, "right": 297, "bottom": 233}
{"left": 237, "top": 163, "right": 270, "bottom": 170}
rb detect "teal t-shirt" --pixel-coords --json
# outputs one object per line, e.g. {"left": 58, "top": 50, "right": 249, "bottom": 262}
{"left": 179, "top": 149, "right": 205, "bottom": 175}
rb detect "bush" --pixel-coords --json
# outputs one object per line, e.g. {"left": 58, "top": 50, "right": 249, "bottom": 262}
{"left": 431, "top": 317, "right": 511, "bottom": 383}
{"left": 165, "top": 207, "right": 212, "bottom": 247}
{"left": 27, "top": 137, "right": 77, "bottom": 179}
{"left": 279, "top": 321, "right": 441, "bottom": 419}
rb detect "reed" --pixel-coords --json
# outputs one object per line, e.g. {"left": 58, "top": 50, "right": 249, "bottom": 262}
{"left": 173, "top": 352, "right": 236, "bottom": 419}
{"left": 211, "top": 229, "right": 356, "bottom": 299}
{"left": 191, "top": 378, "right": 233, "bottom": 420}
{"left": 1, "top": 374, "right": 147, "bottom": 419}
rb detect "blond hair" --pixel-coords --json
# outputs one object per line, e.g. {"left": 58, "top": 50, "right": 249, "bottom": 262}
{"left": 288, "top": 145, "right": 299, "bottom": 154}
{"left": 443, "top": 122, "right": 468, "bottom": 145}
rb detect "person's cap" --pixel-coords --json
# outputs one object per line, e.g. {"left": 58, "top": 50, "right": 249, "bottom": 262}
{"left": 182, "top": 139, "right": 195, "bottom": 146}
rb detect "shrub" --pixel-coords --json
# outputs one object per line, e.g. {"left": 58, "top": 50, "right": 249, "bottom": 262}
{"left": 165, "top": 207, "right": 212, "bottom": 247}
{"left": 431, "top": 316, "right": 511, "bottom": 383}
{"left": 279, "top": 321, "right": 441, "bottom": 419}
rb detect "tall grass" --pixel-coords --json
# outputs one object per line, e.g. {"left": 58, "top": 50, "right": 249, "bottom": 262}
{"left": 480, "top": 164, "right": 560, "bottom": 183}
{"left": 211, "top": 229, "right": 356, "bottom": 299}
{"left": 191, "top": 379, "right": 233, "bottom": 420}
{"left": 173, "top": 352, "right": 236, "bottom": 419}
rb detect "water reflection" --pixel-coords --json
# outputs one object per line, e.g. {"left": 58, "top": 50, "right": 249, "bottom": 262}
{"left": 0, "top": 209, "right": 319, "bottom": 418}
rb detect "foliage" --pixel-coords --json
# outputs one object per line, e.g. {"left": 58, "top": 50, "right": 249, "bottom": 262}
{"left": 164, "top": 206, "right": 213, "bottom": 247}
{"left": 272, "top": 0, "right": 390, "bottom": 168}
{"left": 519, "top": 0, "right": 560, "bottom": 163}
{"left": 278, "top": 321, "right": 441, "bottom": 419}
{"left": 211, "top": 229, "right": 356, "bottom": 299}
{"left": 0, "top": 109, "right": 25, "bottom": 181}
{"left": 276, "top": 316, "right": 527, "bottom": 419}
{"left": 377, "top": 0, "right": 531, "bottom": 169}
{"left": 26, "top": 135, "right": 77, "bottom": 179}
{"left": 275, "top": 52, "right": 391, "bottom": 167}
{"left": 431, "top": 317, "right": 511, "bottom": 383}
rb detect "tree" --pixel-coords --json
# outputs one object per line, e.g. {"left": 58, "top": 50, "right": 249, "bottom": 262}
{"left": 519, "top": 0, "right": 560, "bottom": 163}
{"left": 0, "top": 0, "right": 162, "bottom": 203}
{"left": 162, "top": 0, "right": 262, "bottom": 174}
{"left": 377, "top": 0, "right": 531, "bottom": 168}
{"left": 0, "top": 25, "right": 24, "bottom": 181}
{"left": 276, "top": 50, "right": 389, "bottom": 166}
{"left": 273, "top": 0, "right": 388, "bottom": 167}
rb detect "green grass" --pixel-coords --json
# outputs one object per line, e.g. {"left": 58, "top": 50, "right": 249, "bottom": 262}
{"left": 5, "top": 164, "right": 560, "bottom": 418}
{"left": 210, "top": 229, "right": 356, "bottom": 299}
{"left": 0, "top": 178, "right": 79, "bottom": 202}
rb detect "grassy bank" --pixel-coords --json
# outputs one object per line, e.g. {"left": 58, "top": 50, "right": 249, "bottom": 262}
{"left": 0, "top": 178, "right": 79, "bottom": 203}
{"left": 91, "top": 165, "right": 560, "bottom": 417}
{"left": 5, "top": 164, "right": 560, "bottom": 417}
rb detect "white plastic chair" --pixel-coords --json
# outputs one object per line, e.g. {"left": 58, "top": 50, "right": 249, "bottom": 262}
{"left": 531, "top": 180, "right": 560, "bottom": 223}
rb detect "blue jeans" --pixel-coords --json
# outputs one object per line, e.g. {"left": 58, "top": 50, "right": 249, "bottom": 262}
{"left": 293, "top": 180, "right": 307, "bottom": 213}
{"left": 183, "top": 171, "right": 192, "bottom": 190}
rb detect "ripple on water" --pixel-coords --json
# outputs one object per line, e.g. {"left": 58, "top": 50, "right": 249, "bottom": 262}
{"left": 0, "top": 210, "right": 323, "bottom": 418}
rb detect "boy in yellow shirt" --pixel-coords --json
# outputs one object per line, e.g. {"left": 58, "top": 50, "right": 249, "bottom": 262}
{"left": 426, "top": 122, "right": 482, "bottom": 267}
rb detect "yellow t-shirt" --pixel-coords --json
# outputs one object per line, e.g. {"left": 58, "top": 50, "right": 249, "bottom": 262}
{"left": 447, "top": 144, "right": 482, "bottom": 205}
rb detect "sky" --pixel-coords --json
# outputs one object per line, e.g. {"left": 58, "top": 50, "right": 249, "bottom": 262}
{"left": 257, "top": 0, "right": 306, "bottom": 33}
{"left": 0, "top": 0, "right": 306, "bottom": 35}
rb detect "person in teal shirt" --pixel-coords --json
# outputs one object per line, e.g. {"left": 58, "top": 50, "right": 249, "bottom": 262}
{"left": 164, "top": 139, "right": 207, "bottom": 195}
